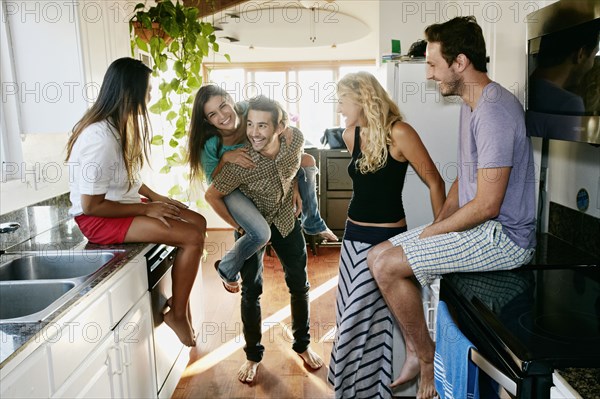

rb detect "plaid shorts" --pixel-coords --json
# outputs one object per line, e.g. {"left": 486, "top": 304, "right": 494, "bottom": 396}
{"left": 389, "top": 220, "right": 535, "bottom": 286}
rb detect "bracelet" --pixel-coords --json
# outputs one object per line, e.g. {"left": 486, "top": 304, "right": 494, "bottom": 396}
{"left": 236, "top": 226, "right": 244, "bottom": 234}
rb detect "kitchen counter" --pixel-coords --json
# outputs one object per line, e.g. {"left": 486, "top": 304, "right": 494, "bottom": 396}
{"left": 0, "top": 213, "right": 150, "bottom": 368}
{"left": 531, "top": 233, "right": 599, "bottom": 266}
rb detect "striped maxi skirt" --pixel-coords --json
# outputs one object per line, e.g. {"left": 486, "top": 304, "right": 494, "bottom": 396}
{"left": 328, "top": 222, "right": 407, "bottom": 399}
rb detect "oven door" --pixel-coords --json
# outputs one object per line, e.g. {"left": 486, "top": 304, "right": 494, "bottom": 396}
{"left": 441, "top": 281, "right": 554, "bottom": 398}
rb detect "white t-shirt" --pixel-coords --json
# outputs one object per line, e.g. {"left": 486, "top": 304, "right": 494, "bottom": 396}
{"left": 68, "top": 120, "right": 142, "bottom": 216}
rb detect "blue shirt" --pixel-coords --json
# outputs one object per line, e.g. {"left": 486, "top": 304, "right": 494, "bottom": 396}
{"left": 201, "top": 136, "right": 244, "bottom": 183}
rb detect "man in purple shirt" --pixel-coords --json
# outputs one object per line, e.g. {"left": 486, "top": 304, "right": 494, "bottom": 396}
{"left": 366, "top": 16, "right": 536, "bottom": 399}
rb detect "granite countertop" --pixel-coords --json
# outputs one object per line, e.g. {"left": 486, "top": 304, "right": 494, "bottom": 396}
{"left": 558, "top": 368, "right": 600, "bottom": 399}
{"left": 0, "top": 201, "right": 150, "bottom": 368}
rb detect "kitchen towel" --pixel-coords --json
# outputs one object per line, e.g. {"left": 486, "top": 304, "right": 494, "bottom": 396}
{"left": 434, "top": 300, "right": 479, "bottom": 399}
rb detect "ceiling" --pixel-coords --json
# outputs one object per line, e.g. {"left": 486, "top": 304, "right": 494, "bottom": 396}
{"left": 197, "top": 0, "right": 379, "bottom": 63}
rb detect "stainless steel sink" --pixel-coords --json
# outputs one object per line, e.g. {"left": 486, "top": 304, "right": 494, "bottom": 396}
{"left": 0, "top": 250, "right": 126, "bottom": 323}
{"left": 0, "top": 252, "right": 116, "bottom": 281}
{"left": 0, "top": 280, "right": 77, "bottom": 321}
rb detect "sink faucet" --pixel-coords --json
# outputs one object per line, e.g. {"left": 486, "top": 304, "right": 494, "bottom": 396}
{"left": 0, "top": 222, "right": 21, "bottom": 234}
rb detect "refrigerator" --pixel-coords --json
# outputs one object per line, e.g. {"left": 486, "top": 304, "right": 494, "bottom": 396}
{"left": 379, "top": 61, "right": 461, "bottom": 229}
{"left": 378, "top": 61, "right": 461, "bottom": 397}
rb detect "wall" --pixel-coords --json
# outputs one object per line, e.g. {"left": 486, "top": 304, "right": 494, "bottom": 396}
{"left": 0, "top": 1, "right": 132, "bottom": 215}
{"left": 3, "top": 0, "right": 597, "bottom": 228}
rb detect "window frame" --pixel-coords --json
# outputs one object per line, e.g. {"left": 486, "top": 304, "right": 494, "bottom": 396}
{"left": 202, "top": 59, "right": 376, "bottom": 144}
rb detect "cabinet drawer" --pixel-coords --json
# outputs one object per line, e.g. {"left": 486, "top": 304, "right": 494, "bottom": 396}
{"left": 326, "top": 158, "right": 352, "bottom": 190}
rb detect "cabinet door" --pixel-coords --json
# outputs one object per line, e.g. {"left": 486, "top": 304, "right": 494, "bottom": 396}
{"left": 52, "top": 331, "right": 123, "bottom": 399}
{"left": 117, "top": 293, "right": 157, "bottom": 399}
{"left": 0, "top": 346, "right": 50, "bottom": 398}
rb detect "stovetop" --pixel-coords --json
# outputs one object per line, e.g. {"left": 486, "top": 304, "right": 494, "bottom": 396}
{"left": 441, "top": 265, "right": 600, "bottom": 374}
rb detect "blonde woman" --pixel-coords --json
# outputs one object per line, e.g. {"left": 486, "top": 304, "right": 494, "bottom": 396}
{"left": 328, "top": 72, "right": 445, "bottom": 398}
{"left": 66, "top": 58, "right": 206, "bottom": 347}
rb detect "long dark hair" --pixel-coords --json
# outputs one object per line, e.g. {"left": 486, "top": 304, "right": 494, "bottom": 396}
{"left": 188, "top": 84, "right": 241, "bottom": 181}
{"left": 66, "top": 57, "right": 152, "bottom": 187}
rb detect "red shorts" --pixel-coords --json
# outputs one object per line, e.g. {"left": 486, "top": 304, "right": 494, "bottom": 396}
{"left": 75, "top": 214, "right": 135, "bottom": 245}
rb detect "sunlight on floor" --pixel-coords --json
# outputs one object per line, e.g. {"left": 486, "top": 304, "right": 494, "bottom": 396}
{"left": 182, "top": 275, "right": 339, "bottom": 378}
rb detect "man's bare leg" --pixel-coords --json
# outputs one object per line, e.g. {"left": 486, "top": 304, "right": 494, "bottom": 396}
{"left": 238, "top": 360, "right": 260, "bottom": 383}
{"left": 367, "top": 244, "right": 436, "bottom": 399}
{"left": 298, "top": 347, "right": 324, "bottom": 369}
{"left": 391, "top": 323, "right": 420, "bottom": 388}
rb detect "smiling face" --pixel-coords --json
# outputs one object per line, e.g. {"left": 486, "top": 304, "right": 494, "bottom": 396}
{"left": 426, "top": 41, "right": 464, "bottom": 97}
{"left": 246, "top": 109, "right": 282, "bottom": 154}
{"left": 203, "top": 95, "right": 239, "bottom": 134}
{"left": 337, "top": 95, "right": 363, "bottom": 127}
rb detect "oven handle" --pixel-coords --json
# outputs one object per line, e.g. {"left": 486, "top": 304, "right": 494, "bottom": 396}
{"left": 470, "top": 348, "right": 517, "bottom": 396}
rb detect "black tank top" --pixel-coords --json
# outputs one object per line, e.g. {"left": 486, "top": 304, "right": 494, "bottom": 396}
{"left": 347, "top": 126, "right": 409, "bottom": 223}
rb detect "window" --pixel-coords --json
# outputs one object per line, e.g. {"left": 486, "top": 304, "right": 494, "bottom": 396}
{"left": 204, "top": 61, "right": 376, "bottom": 145}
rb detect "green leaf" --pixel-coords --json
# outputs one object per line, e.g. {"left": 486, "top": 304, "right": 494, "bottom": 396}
{"left": 170, "top": 40, "right": 180, "bottom": 53}
{"left": 188, "top": 75, "right": 201, "bottom": 89}
{"left": 168, "top": 184, "right": 183, "bottom": 197}
{"left": 174, "top": 60, "right": 184, "bottom": 78}
{"left": 224, "top": 54, "right": 231, "bottom": 63}
{"left": 169, "top": 138, "right": 179, "bottom": 148}
{"left": 166, "top": 111, "right": 177, "bottom": 122}
{"left": 212, "top": 42, "right": 219, "bottom": 52}
{"left": 159, "top": 165, "right": 171, "bottom": 174}
{"left": 201, "top": 23, "right": 214, "bottom": 36}
{"left": 151, "top": 135, "right": 164, "bottom": 145}
{"left": 197, "top": 36, "right": 209, "bottom": 56}
{"left": 173, "top": 127, "right": 187, "bottom": 139}
{"left": 134, "top": 37, "right": 148, "bottom": 52}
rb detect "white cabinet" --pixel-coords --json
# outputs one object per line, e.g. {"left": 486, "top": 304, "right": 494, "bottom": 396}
{"left": 0, "top": 345, "right": 51, "bottom": 398}
{"left": 117, "top": 293, "right": 156, "bottom": 399}
{"left": 0, "top": 249, "right": 156, "bottom": 399}
{"left": 53, "top": 293, "right": 155, "bottom": 399}
{"left": 52, "top": 330, "right": 122, "bottom": 399}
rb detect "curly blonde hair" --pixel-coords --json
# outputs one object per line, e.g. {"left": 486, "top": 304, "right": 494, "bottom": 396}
{"left": 337, "top": 72, "right": 402, "bottom": 174}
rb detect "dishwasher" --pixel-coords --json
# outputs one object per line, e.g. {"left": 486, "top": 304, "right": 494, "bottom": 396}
{"left": 145, "top": 244, "right": 184, "bottom": 398}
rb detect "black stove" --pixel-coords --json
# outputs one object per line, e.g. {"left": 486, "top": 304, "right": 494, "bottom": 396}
{"left": 440, "top": 265, "right": 600, "bottom": 398}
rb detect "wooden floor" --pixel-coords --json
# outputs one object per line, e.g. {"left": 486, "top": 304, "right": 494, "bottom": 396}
{"left": 172, "top": 230, "right": 340, "bottom": 399}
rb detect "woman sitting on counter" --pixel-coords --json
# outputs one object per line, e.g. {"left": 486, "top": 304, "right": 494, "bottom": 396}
{"left": 65, "top": 57, "right": 206, "bottom": 347}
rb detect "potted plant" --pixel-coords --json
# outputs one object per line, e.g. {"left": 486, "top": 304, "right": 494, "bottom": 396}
{"left": 129, "top": 0, "right": 228, "bottom": 200}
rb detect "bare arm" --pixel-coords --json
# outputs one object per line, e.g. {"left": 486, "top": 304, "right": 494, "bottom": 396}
{"left": 434, "top": 178, "right": 459, "bottom": 222}
{"left": 205, "top": 185, "right": 241, "bottom": 230}
{"left": 391, "top": 122, "right": 446, "bottom": 218}
{"left": 211, "top": 148, "right": 255, "bottom": 180}
{"left": 138, "top": 184, "right": 188, "bottom": 209}
{"left": 420, "top": 167, "right": 511, "bottom": 238}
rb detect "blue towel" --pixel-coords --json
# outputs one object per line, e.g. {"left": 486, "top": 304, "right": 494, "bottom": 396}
{"left": 434, "top": 300, "right": 479, "bottom": 399}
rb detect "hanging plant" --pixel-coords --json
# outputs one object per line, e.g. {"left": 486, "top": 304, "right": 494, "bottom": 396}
{"left": 129, "top": 0, "right": 229, "bottom": 200}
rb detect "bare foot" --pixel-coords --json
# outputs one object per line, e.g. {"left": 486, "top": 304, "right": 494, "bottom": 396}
{"left": 163, "top": 310, "right": 196, "bottom": 347}
{"left": 417, "top": 361, "right": 436, "bottom": 399}
{"left": 390, "top": 351, "right": 420, "bottom": 387}
{"left": 318, "top": 228, "right": 338, "bottom": 242}
{"left": 298, "top": 347, "right": 324, "bottom": 370}
{"left": 237, "top": 360, "right": 260, "bottom": 383}
{"left": 166, "top": 297, "right": 195, "bottom": 337}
